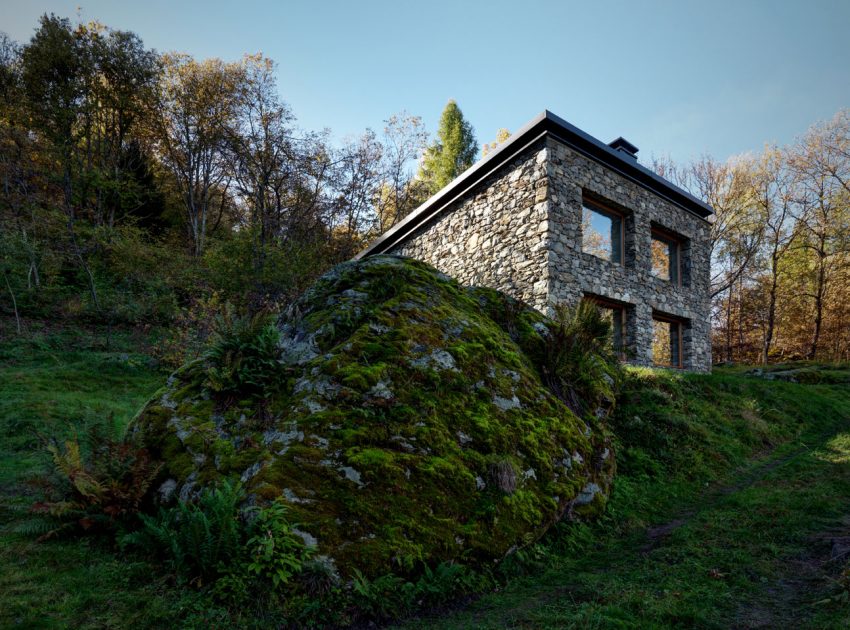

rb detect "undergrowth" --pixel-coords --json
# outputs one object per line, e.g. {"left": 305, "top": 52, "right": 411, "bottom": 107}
{"left": 22, "top": 427, "right": 161, "bottom": 540}
{"left": 3, "top": 325, "right": 850, "bottom": 628}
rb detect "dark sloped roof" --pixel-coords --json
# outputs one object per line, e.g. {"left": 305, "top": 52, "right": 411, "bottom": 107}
{"left": 355, "top": 110, "right": 713, "bottom": 259}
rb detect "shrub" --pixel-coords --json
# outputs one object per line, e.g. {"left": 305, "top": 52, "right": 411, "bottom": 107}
{"left": 203, "top": 225, "right": 330, "bottom": 311}
{"left": 152, "top": 291, "right": 226, "bottom": 369}
{"left": 122, "top": 482, "right": 311, "bottom": 597}
{"left": 351, "top": 569, "right": 415, "bottom": 619}
{"left": 349, "top": 562, "right": 489, "bottom": 623}
{"left": 26, "top": 429, "right": 162, "bottom": 540}
{"left": 243, "top": 498, "right": 309, "bottom": 589}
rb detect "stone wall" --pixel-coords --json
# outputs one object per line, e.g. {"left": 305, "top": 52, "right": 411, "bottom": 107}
{"left": 545, "top": 137, "right": 712, "bottom": 371}
{"left": 388, "top": 135, "right": 712, "bottom": 372}
{"left": 392, "top": 139, "right": 552, "bottom": 311}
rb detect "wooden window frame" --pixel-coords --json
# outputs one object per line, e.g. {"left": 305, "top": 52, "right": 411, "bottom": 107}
{"left": 651, "top": 312, "right": 684, "bottom": 369}
{"left": 584, "top": 294, "right": 627, "bottom": 360}
{"left": 582, "top": 197, "right": 626, "bottom": 266}
{"left": 650, "top": 226, "right": 683, "bottom": 287}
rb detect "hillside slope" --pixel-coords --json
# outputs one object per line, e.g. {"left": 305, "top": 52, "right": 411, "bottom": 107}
{"left": 2, "top": 330, "right": 849, "bottom": 627}
{"left": 405, "top": 365, "right": 850, "bottom": 628}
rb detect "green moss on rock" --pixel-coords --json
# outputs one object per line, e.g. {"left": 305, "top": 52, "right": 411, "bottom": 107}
{"left": 129, "top": 255, "right": 615, "bottom": 578}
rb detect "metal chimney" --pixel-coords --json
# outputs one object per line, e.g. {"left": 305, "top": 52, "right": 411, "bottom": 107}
{"left": 608, "top": 137, "right": 639, "bottom": 161}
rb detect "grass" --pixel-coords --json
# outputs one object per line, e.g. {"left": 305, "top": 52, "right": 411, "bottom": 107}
{"left": 404, "top": 368, "right": 850, "bottom": 629}
{"left": 0, "top": 326, "right": 203, "bottom": 628}
{"left": 1, "top": 325, "right": 850, "bottom": 628}
{"left": 0, "top": 326, "right": 162, "bottom": 485}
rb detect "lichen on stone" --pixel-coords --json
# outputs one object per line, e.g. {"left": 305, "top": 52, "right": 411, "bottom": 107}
{"left": 129, "top": 255, "right": 616, "bottom": 580}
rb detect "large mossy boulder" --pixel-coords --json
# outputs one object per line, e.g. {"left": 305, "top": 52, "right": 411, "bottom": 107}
{"left": 130, "top": 256, "right": 615, "bottom": 579}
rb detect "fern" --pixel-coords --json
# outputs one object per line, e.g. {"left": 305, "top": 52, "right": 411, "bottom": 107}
{"left": 122, "top": 481, "right": 246, "bottom": 586}
{"left": 201, "top": 305, "right": 282, "bottom": 396}
{"left": 29, "top": 429, "right": 162, "bottom": 541}
{"left": 351, "top": 569, "right": 416, "bottom": 619}
{"left": 539, "top": 300, "right": 622, "bottom": 416}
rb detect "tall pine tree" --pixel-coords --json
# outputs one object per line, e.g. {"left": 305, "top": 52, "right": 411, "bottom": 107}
{"left": 419, "top": 100, "right": 478, "bottom": 194}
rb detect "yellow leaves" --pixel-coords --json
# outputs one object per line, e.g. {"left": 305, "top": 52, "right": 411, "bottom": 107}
{"left": 48, "top": 439, "right": 82, "bottom": 477}
{"left": 482, "top": 128, "right": 511, "bottom": 157}
{"left": 47, "top": 440, "right": 105, "bottom": 499}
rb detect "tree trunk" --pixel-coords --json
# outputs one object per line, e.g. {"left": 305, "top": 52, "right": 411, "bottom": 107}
{"left": 725, "top": 283, "right": 734, "bottom": 362}
{"left": 810, "top": 256, "right": 826, "bottom": 360}
{"left": 762, "top": 255, "right": 779, "bottom": 365}
{"left": 737, "top": 276, "right": 745, "bottom": 360}
{"left": 3, "top": 268, "right": 21, "bottom": 335}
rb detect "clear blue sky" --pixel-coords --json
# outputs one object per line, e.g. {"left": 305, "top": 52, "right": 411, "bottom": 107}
{"left": 2, "top": 0, "right": 848, "bottom": 163}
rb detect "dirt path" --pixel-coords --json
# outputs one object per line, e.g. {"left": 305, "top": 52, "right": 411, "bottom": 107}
{"left": 642, "top": 440, "right": 816, "bottom": 553}
{"left": 733, "top": 515, "right": 850, "bottom": 629}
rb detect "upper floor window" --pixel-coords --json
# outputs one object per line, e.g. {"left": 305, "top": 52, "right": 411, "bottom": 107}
{"left": 651, "top": 229, "right": 680, "bottom": 284}
{"left": 582, "top": 200, "right": 623, "bottom": 264}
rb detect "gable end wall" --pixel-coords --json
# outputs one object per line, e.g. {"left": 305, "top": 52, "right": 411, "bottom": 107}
{"left": 390, "top": 140, "right": 552, "bottom": 311}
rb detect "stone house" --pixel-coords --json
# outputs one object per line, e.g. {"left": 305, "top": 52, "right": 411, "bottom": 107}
{"left": 355, "top": 111, "right": 713, "bottom": 371}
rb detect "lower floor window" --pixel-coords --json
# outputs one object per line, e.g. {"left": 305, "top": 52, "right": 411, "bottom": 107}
{"left": 584, "top": 297, "right": 625, "bottom": 358}
{"left": 652, "top": 316, "right": 683, "bottom": 368}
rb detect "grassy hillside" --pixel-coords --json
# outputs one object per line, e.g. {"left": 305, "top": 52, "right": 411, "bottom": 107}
{"left": 405, "top": 366, "right": 850, "bottom": 628}
{"left": 0, "top": 327, "right": 203, "bottom": 628}
{"left": 1, "top": 328, "right": 850, "bottom": 628}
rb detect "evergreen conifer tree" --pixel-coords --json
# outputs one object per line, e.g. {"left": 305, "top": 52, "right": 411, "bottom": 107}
{"left": 419, "top": 100, "right": 478, "bottom": 193}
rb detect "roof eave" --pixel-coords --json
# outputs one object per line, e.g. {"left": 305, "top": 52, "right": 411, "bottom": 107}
{"left": 354, "top": 111, "right": 713, "bottom": 260}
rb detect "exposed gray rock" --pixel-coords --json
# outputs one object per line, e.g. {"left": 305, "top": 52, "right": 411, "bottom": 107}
{"left": 410, "top": 349, "right": 457, "bottom": 371}
{"left": 493, "top": 394, "right": 521, "bottom": 411}
{"left": 293, "top": 528, "right": 318, "bottom": 548}
{"left": 339, "top": 466, "right": 363, "bottom": 487}
{"left": 158, "top": 478, "right": 177, "bottom": 502}
{"left": 575, "top": 482, "right": 602, "bottom": 506}
{"left": 368, "top": 380, "right": 394, "bottom": 400}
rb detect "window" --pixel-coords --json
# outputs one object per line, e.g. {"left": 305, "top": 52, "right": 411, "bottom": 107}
{"left": 652, "top": 315, "right": 683, "bottom": 368}
{"left": 584, "top": 296, "right": 626, "bottom": 358}
{"left": 582, "top": 200, "right": 623, "bottom": 264}
{"left": 651, "top": 229, "right": 680, "bottom": 284}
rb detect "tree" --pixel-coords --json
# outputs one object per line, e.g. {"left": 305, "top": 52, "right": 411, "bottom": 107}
{"left": 227, "top": 54, "right": 294, "bottom": 274}
{"left": 328, "top": 130, "right": 384, "bottom": 259}
{"left": 418, "top": 99, "right": 477, "bottom": 194}
{"left": 76, "top": 22, "right": 159, "bottom": 228}
{"left": 20, "top": 15, "right": 84, "bottom": 218}
{"left": 790, "top": 119, "right": 850, "bottom": 359}
{"left": 13, "top": 15, "right": 163, "bottom": 330}
{"left": 153, "top": 53, "right": 244, "bottom": 257}
{"left": 373, "top": 112, "right": 429, "bottom": 231}
{"left": 752, "top": 147, "right": 798, "bottom": 364}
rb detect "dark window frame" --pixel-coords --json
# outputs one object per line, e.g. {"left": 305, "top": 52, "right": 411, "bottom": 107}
{"left": 584, "top": 294, "right": 627, "bottom": 360}
{"left": 651, "top": 312, "right": 684, "bottom": 369}
{"left": 650, "top": 226, "right": 683, "bottom": 286}
{"left": 582, "top": 198, "right": 626, "bottom": 266}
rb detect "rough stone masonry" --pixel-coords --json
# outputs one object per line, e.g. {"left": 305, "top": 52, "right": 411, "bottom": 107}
{"left": 356, "top": 111, "right": 713, "bottom": 372}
